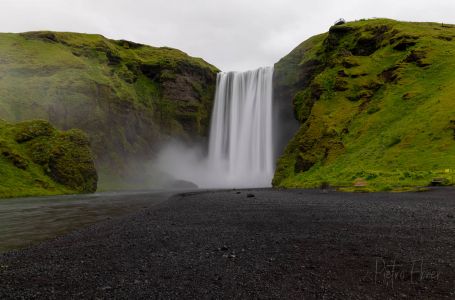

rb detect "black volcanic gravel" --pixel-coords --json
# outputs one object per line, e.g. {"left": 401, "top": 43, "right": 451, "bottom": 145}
{"left": 1, "top": 188, "right": 455, "bottom": 299}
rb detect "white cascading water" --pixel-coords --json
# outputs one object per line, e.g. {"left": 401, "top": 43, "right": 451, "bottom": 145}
{"left": 207, "top": 66, "right": 274, "bottom": 187}
{"left": 153, "top": 66, "right": 274, "bottom": 189}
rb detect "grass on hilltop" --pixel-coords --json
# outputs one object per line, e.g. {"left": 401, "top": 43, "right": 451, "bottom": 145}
{"left": 273, "top": 19, "right": 455, "bottom": 191}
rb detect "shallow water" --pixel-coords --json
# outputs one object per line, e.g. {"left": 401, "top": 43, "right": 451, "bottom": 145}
{"left": 0, "top": 190, "right": 174, "bottom": 253}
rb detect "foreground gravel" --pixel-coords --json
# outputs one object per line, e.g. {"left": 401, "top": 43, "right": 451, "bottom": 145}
{"left": 1, "top": 188, "right": 455, "bottom": 299}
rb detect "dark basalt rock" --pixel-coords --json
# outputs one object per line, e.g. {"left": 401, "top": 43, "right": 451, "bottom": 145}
{"left": 390, "top": 34, "right": 418, "bottom": 44}
{"left": 437, "top": 35, "right": 453, "bottom": 41}
{"left": 347, "top": 90, "right": 374, "bottom": 102}
{"left": 351, "top": 25, "right": 391, "bottom": 56}
{"left": 20, "top": 31, "right": 59, "bottom": 43}
{"left": 404, "top": 50, "right": 430, "bottom": 67}
{"left": 380, "top": 65, "right": 401, "bottom": 83}
{"left": 106, "top": 49, "right": 121, "bottom": 65}
{"left": 341, "top": 59, "right": 359, "bottom": 68}
{"left": 402, "top": 93, "right": 414, "bottom": 100}
{"left": 390, "top": 34, "right": 419, "bottom": 51}
{"left": 352, "top": 36, "right": 379, "bottom": 56}
{"left": 329, "top": 24, "right": 353, "bottom": 34}
{"left": 362, "top": 80, "right": 382, "bottom": 92}
{"left": 337, "top": 70, "right": 349, "bottom": 77}
{"left": 294, "top": 155, "right": 315, "bottom": 173}
{"left": 449, "top": 120, "right": 455, "bottom": 139}
{"left": 115, "top": 40, "right": 144, "bottom": 49}
{"left": 297, "top": 59, "right": 324, "bottom": 88}
{"left": 325, "top": 25, "right": 354, "bottom": 51}
{"left": 334, "top": 79, "right": 349, "bottom": 91}
{"left": 310, "top": 83, "right": 323, "bottom": 100}
{"left": 140, "top": 63, "right": 162, "bottom": 81}
{"left": 0, "top": 144, "right": 28, "bottom": 170}
{"left": 393, "top": 40, "right": 417, "bottom": 51}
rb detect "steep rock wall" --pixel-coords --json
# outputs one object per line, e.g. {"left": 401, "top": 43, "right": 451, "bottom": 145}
{"left": 273, "top": 19, "right": 455, "bottom": 190}
{"left": 0, "top": 32, "right": 219, "bottom": 188}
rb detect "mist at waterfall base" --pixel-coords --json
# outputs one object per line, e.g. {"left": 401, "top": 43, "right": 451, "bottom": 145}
{"left": 153, "top": 67, "right": 275, "bottom": 189}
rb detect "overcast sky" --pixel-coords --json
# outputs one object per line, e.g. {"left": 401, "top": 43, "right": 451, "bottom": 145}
{"left": 1, "top": 0, "right": 454, "bottom": 71}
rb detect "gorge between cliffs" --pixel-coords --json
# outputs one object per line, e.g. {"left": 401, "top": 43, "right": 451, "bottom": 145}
{"left": 155, "top": 66, "right": 280, "bottom": 188}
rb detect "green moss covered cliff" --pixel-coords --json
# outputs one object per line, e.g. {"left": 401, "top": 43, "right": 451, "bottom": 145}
{"left": 273, "top": 19, "right": 455, "bottom": 191}
{"left": 0, "top": 119, "right": 97, "bottom": 198}
{"left": 0, "top": 31, "right": 218, "bottom": 189}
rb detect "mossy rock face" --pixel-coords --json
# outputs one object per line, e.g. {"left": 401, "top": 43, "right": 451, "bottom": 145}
{"left": 404, "top": 50, "right": 430, "bottom": 67}
{"left": 0, "top": 141, "right": 28, "bottom": 170}
{"left": 0, "top": 31, "right": 219, "bottom": 189}
{"left": 48, "top": 130, "right": 97, "bottom": 192}
{"left": 14, "top": 120, "right": 55, "bottom": 143}
{"left": 273, "top": 19, "right": 455, "bottom": 190}
{"left": 0, "top": 119, "right": 97, "bottom": 198}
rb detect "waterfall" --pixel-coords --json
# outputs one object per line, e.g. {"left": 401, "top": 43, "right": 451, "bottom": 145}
{"left": 153, "top": 66, "right": 275, "bottom": 189}
{"left": 207, "top": 66, "right": 274, "bottom": 188}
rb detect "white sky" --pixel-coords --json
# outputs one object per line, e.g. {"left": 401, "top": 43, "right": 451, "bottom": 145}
{"left": 0, "top": 0, "right": 454, "bottom": 71}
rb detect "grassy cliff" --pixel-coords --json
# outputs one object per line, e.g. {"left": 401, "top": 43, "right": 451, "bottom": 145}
{"left": 273, "top": 19, "right": 455, "bottom": 191}
{"left": 0, "top": 31, "right": 219, "bottom": 189}
{"left": 0, "top": 119, "right": 97, "bottom": 198}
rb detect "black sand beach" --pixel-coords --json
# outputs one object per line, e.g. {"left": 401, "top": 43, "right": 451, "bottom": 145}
{"left": 1, "top": 188, "right": 455, "bottom": 299}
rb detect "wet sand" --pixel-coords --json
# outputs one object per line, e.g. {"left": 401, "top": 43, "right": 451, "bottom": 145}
{"left": 1, "top": 188, "right": 455, "bottom": 299}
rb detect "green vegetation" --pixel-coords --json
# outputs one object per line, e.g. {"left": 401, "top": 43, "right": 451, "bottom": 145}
{"left": 273, "top": 19, "right": 455, "bottom": 191}
{"left": 0, "top": 31, "right": 219, "bottom": 189}
{"left": 0, "top": 119, "right": 97, "bottom": 198}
